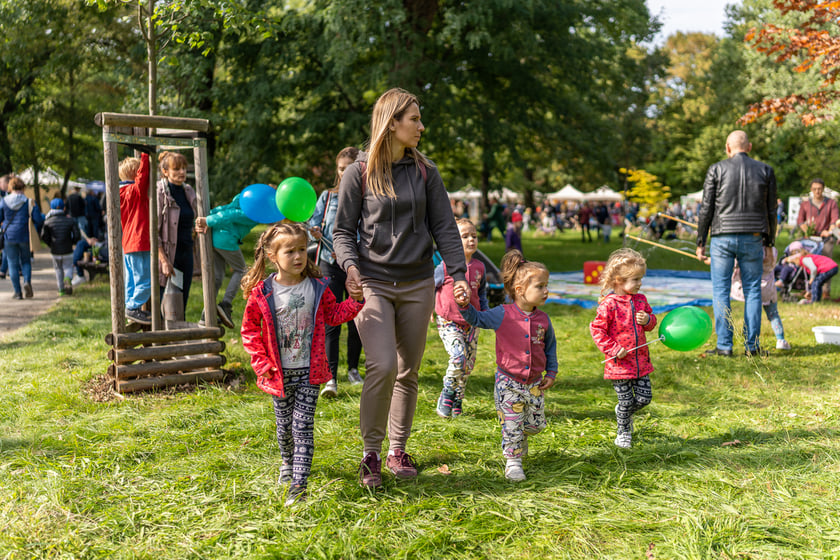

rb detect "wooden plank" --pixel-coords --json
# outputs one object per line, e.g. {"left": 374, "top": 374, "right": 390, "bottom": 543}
{"left": 110, "top": 354, "right": 226, "bottom": 379}
{"left": 105, "top": 326, "right": 224, "bottom": 348}
{"left": 193, "top": 140, "right": 217, "bottom": 328}
{"left": 116, "top": 370, "right": 225, "bottom": 393}
{"left": 103, "top": 131, "right": 125, "bottom": 335}
{"left": 95, "top": 112, "right": 210, "bottom": 132}
{"left": 108, "top": 340, "right": 225, "bottom": 364}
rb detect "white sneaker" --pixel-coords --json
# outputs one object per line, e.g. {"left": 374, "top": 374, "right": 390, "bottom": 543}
{"left": 71, "top": 274, "right": 86, "bottom": 287}
{"left": 776, "top": 339, "right": 791, "bottom": 350}
{"left": 320, "top": 379, "right": 337, "bottom": 398}
{"left": 614, "top": 433, "right": 632, "bottom": 449}
{"left": 504, "top": 459, "right": 526, "bottom": 481}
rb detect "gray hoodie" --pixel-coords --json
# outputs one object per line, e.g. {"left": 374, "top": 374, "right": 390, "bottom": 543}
{"left": 333, "top": 151, "right": 466, "bottom": 284}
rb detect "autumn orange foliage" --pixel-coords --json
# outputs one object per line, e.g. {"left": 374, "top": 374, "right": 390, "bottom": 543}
{"left": 741, "top": 0, "right": 840, "bottom": 125}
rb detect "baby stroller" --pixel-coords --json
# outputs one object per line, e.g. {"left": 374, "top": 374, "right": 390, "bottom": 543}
{"left": 776, "top": 238, "right": 823, "bottom": 302}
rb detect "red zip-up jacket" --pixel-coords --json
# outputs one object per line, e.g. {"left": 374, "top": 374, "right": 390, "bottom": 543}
{"left": 241, "top": 274, "right": 364, "bottom": 398}
{"left": 590, "top": 293, "right": 657, "bottom": 380}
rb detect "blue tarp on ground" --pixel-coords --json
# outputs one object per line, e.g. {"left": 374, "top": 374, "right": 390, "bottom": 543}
{"left": 548, "top": 269, "right": 712, "bottom": 314}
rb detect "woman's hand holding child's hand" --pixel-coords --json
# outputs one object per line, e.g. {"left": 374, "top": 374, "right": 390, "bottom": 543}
{"left": 346, "top": 266, "right": 364, "bottom": 302}
{"left": 635, "top": 311, "right": 650, "bottom": 325}
{"left": 453, "top": 281, "right": 470, "bottom": 307}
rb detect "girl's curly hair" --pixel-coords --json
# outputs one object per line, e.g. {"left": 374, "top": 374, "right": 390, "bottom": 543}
{"left": 600, "top": 248, "right": 647, "bottom": 296}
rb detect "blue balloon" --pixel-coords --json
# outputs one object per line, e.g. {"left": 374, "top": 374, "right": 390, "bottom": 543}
{"left": 240, "top": 183, "right": 284, "bottom": 224}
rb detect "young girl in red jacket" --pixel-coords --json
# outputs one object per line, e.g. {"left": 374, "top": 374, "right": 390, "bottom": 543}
{"left": 240, "top": 222, "right": 364, "bottom": 506}
{"left": 590, "top": 248, "right": 657, "bottom": 449}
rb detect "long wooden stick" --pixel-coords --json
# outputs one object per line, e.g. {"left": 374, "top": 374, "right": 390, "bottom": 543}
{"left": 600, "top": 335, "right": 664, "bottom": 363}
{"left": 625, "top": 234, "right": 696, "bottom": 259}
{"left": 655, "top": 212, "right": 696, "bottom": 228}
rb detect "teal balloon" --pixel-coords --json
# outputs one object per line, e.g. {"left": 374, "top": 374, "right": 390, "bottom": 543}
{"left": 240, "top": 183, "right": 284, "bottom": 224}
{"left": 275, "top": 177, "right": 317, "bottom": 222}
{"left": 658, "top": 306, "right": 713, "bottom": 352}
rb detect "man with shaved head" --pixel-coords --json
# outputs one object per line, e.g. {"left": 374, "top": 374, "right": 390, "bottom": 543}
{"left": 696, "top": 130, "right": 777, "bottom": 357}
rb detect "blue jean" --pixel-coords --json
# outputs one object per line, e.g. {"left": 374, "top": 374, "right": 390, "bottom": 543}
{"left": 124, "top": 251, "right": 151, "bottom": 310}
{"left": 810, "top": 266, "right": 838, "bottom": 302}
{"left": 763, "top": 302, "right": 784, "bottom": 340}
{"left": 709, "top": 234, "right": 764, "bottom": 352}
{"left": 4, "top": 242, "right": 31, "bottom": 295}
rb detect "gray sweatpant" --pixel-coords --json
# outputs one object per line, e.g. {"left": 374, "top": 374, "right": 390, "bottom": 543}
{"left": 354, "top": 277, "right": 435, "bottom": 454}
{"left": 213, "top": 247, "right": 247, "bottom": 304}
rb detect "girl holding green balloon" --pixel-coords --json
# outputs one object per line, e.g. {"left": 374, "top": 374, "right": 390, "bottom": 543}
{"left": 590, "top": 248, "right": 657, "bottom": 449}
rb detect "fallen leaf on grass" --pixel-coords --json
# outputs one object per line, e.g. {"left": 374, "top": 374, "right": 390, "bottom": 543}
{"left": 722, "top": 440, "right": 742, "bottom": 447}
{"left": 437, "top": 464, "right": 452, "bottom": 475}
{"left": 646, "top": 543, "right": 655, "bottom": 560}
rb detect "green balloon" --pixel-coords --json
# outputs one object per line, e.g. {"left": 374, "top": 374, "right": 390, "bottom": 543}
{"left": 275, "top": 177, "right": 317, "bottom": 222}
{"left": 658, "top": 306, "right": 713, "bottom": 352}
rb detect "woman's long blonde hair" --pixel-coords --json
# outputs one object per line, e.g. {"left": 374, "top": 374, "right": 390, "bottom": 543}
{"left": 600, "top": 248, "right": 647, "bottom": 296}
{"left": 240, "top": 222, "right": 322, "bottom": 297}
{"left": 365, "top": 88, "right": 431, "bottom": 199}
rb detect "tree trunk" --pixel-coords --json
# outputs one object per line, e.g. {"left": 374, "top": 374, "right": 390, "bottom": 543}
{"left": 147, "top": 0, "right": 157, "bottom": 115}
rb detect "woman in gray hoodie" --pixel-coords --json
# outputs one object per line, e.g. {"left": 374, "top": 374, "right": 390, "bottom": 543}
{"left": 333, "top": 88, "right": 469, "bottom": 489}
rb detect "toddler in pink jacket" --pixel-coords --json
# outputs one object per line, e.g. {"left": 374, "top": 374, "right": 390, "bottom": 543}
{"left": 590, "top": 248, "right": 657, "bottom": 449}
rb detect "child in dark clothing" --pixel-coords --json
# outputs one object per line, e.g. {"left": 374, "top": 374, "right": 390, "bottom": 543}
{"left": 41, "top": 199, "right": 81, "bottom": 296}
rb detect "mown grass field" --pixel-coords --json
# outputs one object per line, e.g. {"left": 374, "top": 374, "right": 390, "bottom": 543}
{"left": 1, "top": 229, "right": 840, "bottom": 559}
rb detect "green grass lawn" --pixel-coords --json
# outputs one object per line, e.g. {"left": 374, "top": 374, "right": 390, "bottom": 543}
{"left": 2, "top": 230, "right": 840, "bottom": 559}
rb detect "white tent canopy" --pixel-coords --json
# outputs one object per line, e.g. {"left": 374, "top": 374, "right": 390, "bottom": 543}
{"left": 546, "top": 184, "right": 585, "bottom": 204}
{"left": 18, "top": 166, "right": 87, "bottom": 190}
{"left": 685, "top": 189, "right": 703, "bottom": 202}
{"left": 583, "top": 185, "right": 624, "bottom": 202}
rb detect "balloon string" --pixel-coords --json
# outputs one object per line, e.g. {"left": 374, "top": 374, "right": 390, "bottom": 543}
{"left": 600, "top": 335, "right": 665, "bottom": 364}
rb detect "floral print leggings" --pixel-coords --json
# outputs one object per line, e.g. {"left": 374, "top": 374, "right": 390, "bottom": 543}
{"left": 494, "top": 372, "right": 547, "bottom": 459}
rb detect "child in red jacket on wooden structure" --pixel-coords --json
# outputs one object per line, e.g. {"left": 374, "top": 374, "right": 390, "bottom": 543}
{"left": 240, "top": 222, "right": 364, "bottom": 506}
{"left": 590, "top": 248, "right": 657, "bottom": 449}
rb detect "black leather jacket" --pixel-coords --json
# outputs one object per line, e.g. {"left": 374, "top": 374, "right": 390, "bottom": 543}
{"left": 696, "top": 152, "right": 776, "bottom": 247}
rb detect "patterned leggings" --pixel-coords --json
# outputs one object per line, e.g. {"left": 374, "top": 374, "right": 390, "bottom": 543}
{"left": 436, "top": 317, "right": 478, "bottom": 401}
{"left": 495, "top": 372, "right": 547, "bottom": 459}
{"left": 613, "top": 376, "right": 652, "bottom": 434}
{"left": 271, "top": 369, "right": 319, "bottom": 487}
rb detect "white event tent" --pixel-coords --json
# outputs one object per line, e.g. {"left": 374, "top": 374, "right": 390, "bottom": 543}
{"left": 583, "top": 185, "right": 624, "bottom": 202}
{"left": 546, "top": 185, "right": 585, "bottom": 204}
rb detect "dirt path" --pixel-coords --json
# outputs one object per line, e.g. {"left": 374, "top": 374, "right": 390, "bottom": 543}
{"left": 0, "top": 252, "right": 66, "bottom": 338}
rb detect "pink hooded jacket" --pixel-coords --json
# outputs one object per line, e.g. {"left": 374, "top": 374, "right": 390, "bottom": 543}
{"left": 590, "top": 293, "right": 657, "bottom": 380}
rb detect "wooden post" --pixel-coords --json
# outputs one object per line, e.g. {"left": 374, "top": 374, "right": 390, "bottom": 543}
{"left": 103, "top": 127, "right": 125, "bottom": 335}
{"left": 148, "top": 139, "right": 161, "bottom": 331}
{"left": 193, "top": 135, "right": 217, "bottom": 328}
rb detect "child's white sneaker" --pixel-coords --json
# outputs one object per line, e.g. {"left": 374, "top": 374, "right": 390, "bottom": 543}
{"left": 504, "top": 458, "right": 526, "bottom": 481}
{"left": 776, "top": 339, "right": 791, "bottom": 350}
{"left": 614, "top": 432, "right": 632, "bottom": 449}
{"left": 320, "top": 379, "right": 338, "bottom": 398}
{"left": 71, "top": 274, "right": 87, "bottom": 287}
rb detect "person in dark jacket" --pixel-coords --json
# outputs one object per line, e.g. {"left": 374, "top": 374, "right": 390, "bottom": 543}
{"left": 0, "top": 177, "right": 44, "bottom": 299}
{"left": 84, "top": 190, "right": 103, "bottom": 239}
{"left": 41, "top": 198, "right": 81, "bottom": 295}
{"left": 695, "top": 130, "right": 776, "bottom": 357}
{"left": 67, "top": 185, "right": 87, "bottom": 234}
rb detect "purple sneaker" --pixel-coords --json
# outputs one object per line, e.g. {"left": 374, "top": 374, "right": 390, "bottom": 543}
{"left": 385, "top": 449, "right": 418, "bottom": 478}
{"left": 359, "top": 452, "right": 382, "bottom": 488}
